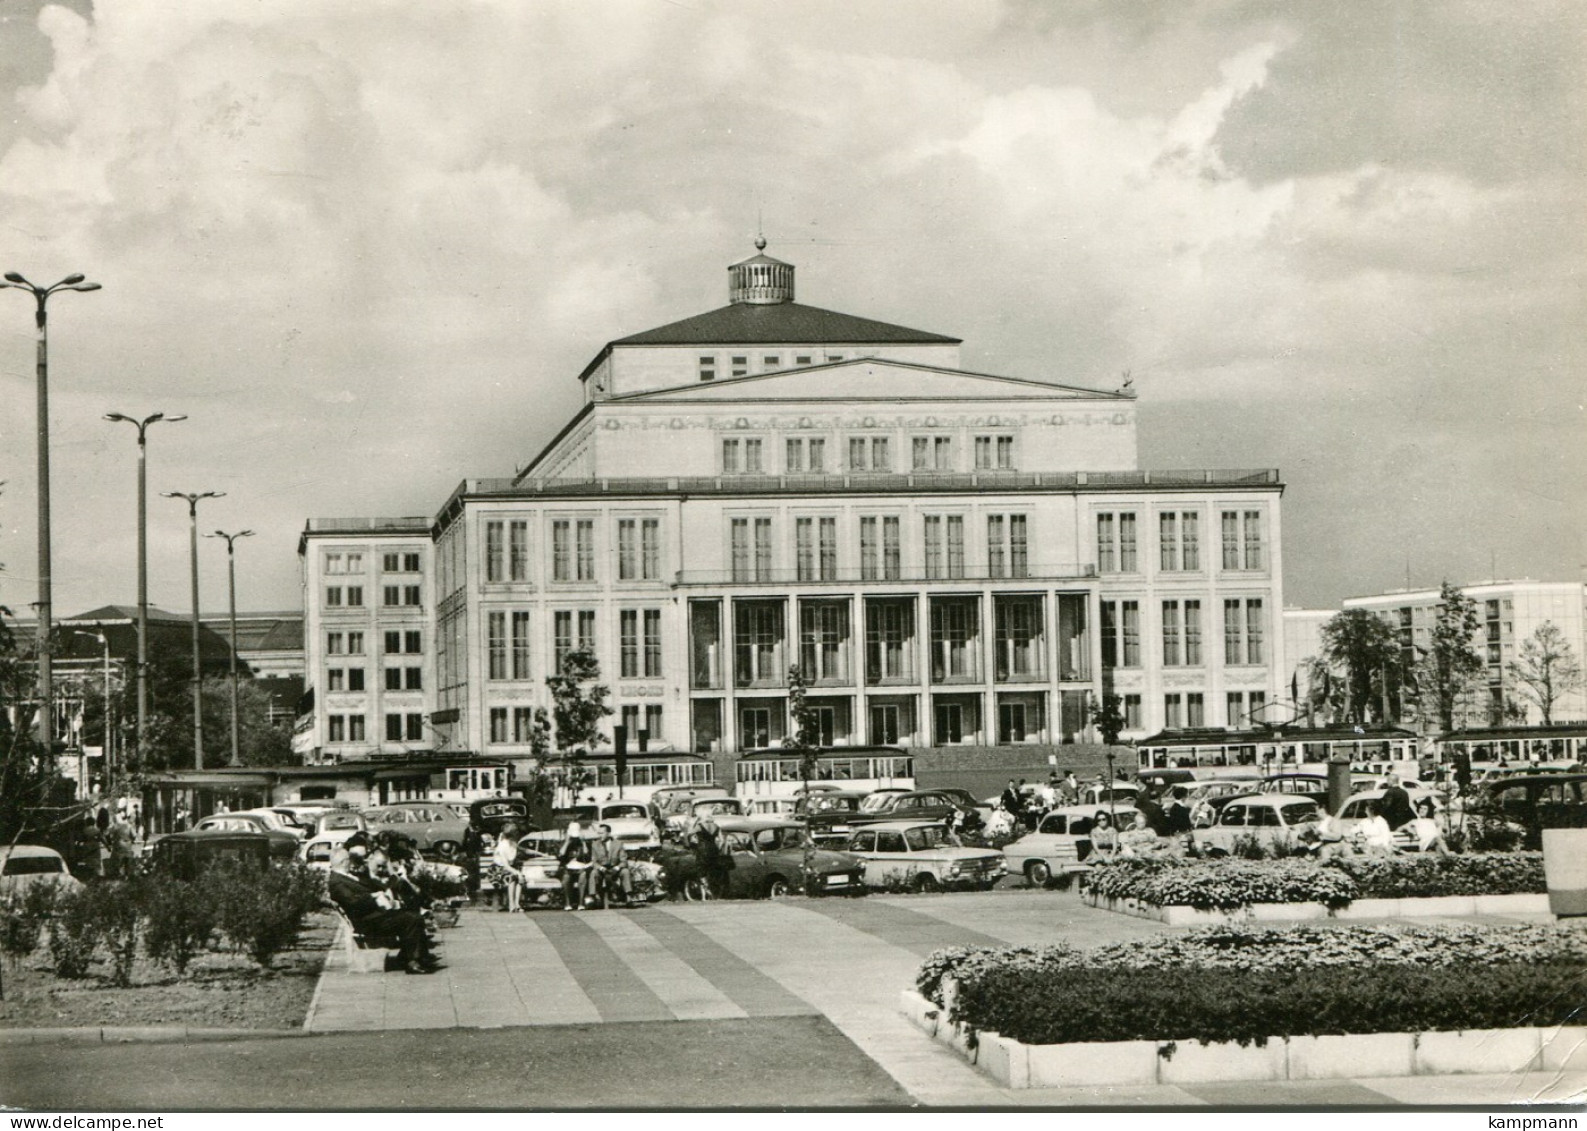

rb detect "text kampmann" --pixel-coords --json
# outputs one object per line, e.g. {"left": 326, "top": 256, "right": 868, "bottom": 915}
{"left": 1488, "top": 1119, "right": 1577, "bottom": 1129}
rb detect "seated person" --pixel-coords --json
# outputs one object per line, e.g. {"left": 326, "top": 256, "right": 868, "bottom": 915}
{"left": 1355, "top": 802, "right": 1396, "bottom": 853}
{"left": 1117, "top": 811, "right": 1162, "bottom": 856}
{"left": 1088, "top": 811, "right": 1119, "bottom": 856}
{"left": 327, "top": 848, "right": 442, "bottom": 975}
{"left": 557, "top": 823, "right": 593, "bottom": 911}
{"left": 586, "top": 823, "right": 633, "bottom": 906}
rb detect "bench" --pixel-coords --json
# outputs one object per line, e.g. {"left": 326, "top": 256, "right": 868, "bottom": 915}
{"left": 329, "top": 904, "right": 401, "bottom": 974}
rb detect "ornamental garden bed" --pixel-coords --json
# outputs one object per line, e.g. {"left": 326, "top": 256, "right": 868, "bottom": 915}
{"left": 909, "top": 923, "right": 1587, "bottom": 1089}
{"left": 1078, "top": 853, "right": 1548, "bottom": 922}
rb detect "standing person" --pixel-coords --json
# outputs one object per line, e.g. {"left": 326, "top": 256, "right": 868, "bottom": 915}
{"left": 1000, "top": 780, "right": 1021, "bottom": 814}
{"left": 1062, "top": 770, "right": 1080, "bottom": 805}
{"left": 693, "top": 816, "right": 733, "bottom": 899}
{"left": 1164, "top": 787, "right": 1194, "bottom": 836}
{"left": 492, "top": 821, "right": 522, "bottom": 912}
{"left": 461, "top": 821, "right": 485, "bottom": 901}
{"left": 557, "top": 823, "right": 592, "bottom": 911}
{"left": 1378, "top": 776, "right": 1416, "bottom": 830}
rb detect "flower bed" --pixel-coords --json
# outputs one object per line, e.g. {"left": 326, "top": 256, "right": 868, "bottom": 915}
{"left": 918, "top": 923, "right": 1587, "bottom": 1049}
{"left": 1079, "top": 853, "right": 1544, "bottom": 911}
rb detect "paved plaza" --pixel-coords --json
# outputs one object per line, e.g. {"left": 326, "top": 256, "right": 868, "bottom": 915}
{"left": 305, "top": 889, "right": 1586, "bottom": 1107}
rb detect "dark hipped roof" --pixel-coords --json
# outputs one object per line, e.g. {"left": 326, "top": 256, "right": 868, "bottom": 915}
{"left": 610, "top": 302, "right": 960, "bottom": 347}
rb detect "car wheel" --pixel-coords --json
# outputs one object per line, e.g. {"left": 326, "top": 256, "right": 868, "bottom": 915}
{"left": 912, "top": 873, "right": 940, "bottom": 893}
{"left": 1025, "top": 861, "right": 1052, "bottom": 887}
{"left": 765, "top": 876, "right": 791, "bottom": 899}
{"left": 434, "top": 841, "right": 460, "bottom": 859}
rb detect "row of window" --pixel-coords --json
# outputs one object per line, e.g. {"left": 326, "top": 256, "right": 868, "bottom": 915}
{"left": 484, "top": 607, "right": 665, "bottom": 681}
{"left": 1115, "top": 690, "right": 1270, "bottom": 731}
{"left": 323, "top": 584, "right": 423, "bottom": 609}
{"left": 700, "top": 352, "right": 839, "bottom": 382}
{"left": 325, "top": 712, "right": 427, "bottom": 744}
{"left": 722, "top": 433, "right": 1016, "bottom": 475}
{"left": 486, "top": 703, "right": 665, "bottom": 745}
{"left": 322, "top": 552, "right": 423, "bottom": 575}
{"left": 325, "top": 630, "right": 423, "bottom": 656}
{"left": 324, "top": 666, "right": 424, "bottom": 692}
{"left": 1099, "top": 598, "right": 1266, "bottom": 668}
{"left": 1097, "top": 510, "right": 1266, "bottom": 573}
{"left": 729, "top": 512, "right": 1031, "bottom": 582}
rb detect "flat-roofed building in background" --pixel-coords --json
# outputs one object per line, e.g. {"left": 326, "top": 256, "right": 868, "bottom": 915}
{"left": 300, "top": 243, "right": 1287, "bottom": 779}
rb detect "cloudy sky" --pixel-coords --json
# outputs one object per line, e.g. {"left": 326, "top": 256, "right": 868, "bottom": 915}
{"left": 1, "top": 0, "right": 1582, "bottom": 622}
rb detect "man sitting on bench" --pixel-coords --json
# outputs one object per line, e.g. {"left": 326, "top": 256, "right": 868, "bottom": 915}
{"left": 328, "top": 848, "right": 444, "bottom": 975}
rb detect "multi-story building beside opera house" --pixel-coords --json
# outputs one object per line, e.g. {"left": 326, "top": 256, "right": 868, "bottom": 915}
{"left": 299, "top": 242, "right": 1287, "bottom": 788}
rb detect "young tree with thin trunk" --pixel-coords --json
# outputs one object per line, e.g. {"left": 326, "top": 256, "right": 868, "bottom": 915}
{"left": 1506, "top": 621, "right": 1584, "bottom": 725}
{"left": 1416, "top": 581, "right": 1484, "bottom": 732}
{"left": 784, "top": 665, "right": 821, "bottom": 885}
{"left": 545, "top": 650, "right": 612, "bottom": 797}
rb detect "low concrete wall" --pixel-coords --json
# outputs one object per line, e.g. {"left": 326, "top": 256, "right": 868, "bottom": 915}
{"left": 902, "top": 988, "right": 1585, "bottom": 1090}
{"left": 1082, "top": 890, "right": 1550, "bottom": 925}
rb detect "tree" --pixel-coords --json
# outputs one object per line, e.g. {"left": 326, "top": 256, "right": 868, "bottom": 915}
{"left": 1093, "top": 692, "right": 1126, "bottom": 744}
{"left": 1300, "top": 655, "right": 1346, "bottom": 725}
{"left": 783, "top": 664, "right": 822, "bottom": 886}
{"left": 544, "top": 650, "right": 612, "bottom": 795}
{"left": 1415, "top": 581, "right": 1484, "bottom": 732}
{"left": 1320, "top": 609, "right": 1400, "bottom": 724}
{"left": 197, "top": 677, "right": 295, "bottom": 767}
{"left": 1506, "top": 621, "right": 1584, "bottom": 725}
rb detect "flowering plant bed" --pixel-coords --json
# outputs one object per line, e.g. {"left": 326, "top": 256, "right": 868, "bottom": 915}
{"left": 917, "top": 923, "right": 1587, "bottom": 1049}
{"left": 1079, "top": 853, "right": 1544, "bottom": 912}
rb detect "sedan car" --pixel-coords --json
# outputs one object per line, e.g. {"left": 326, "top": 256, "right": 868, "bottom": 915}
{"left": 796, "top": 790, "right": 870, "bottom": 844}
{"left": 710, "top": 817, "right": 866, "bottom": 898}
{"left": 1333, "top": 790, "right": 1445, "bottom": 851}
{"left": 312, "top": 810, "right": 367, "bottom": 839}
{"left": 1190, "top": 795, "right": 1323, "bottom": 856}
{"left": 361, "top": 801, "right": 469, "bottom": 857}
{"left": 191, "top": 813, "right": 301, "bottom": 860}
{"left": 848, "top": 789, "right": 989, "bottom": 828}
{"left": 843, "top": 820, "right": 1006, "bottom": 892}
{"left": 1001, "top": 806, "right": 1105, "bottom": 885}
{"left": 0, "top": 845, "right": 82, "bottom": 894}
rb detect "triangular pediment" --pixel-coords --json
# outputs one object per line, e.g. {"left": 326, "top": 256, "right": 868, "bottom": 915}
{"left": 610, "top": 359, "right": 1126, "bottom": 404}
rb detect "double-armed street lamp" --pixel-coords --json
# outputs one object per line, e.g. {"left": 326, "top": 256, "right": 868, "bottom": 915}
{"left": 161, "top": 490, "right": 224, "bottom": 770}
{"left": 207, "top": 529, "right": 254, "bottom": 768}
{"left": 2, "top": 271, "right": 101, "bottom": 752}
{"left": 104, "top": 412, "right": 186, "bottom": 759}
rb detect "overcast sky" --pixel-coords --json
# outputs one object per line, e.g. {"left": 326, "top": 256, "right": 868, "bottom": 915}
{"left": 1, "top": 0, "right": 1582, "bottom": 622}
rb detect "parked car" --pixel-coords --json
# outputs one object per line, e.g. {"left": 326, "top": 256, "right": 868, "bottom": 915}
{"left": 796, "top": 790, "right": 870, "bottom": 844}
{"left": 230, "top": 808, "right": 308, "bottom": 840}
{"left": 1333, "top": 789, "right": 1444, "bottom": 851}
{"left": 1190, "top": 795, "right": 1323, "bottom": 855}
{"left": 849, "top": 789, "right": 989, "bottom": 828}
{"left": 1257, "top": 773, "right": 1330, "bottom": 801}
{"left": 1481, "top": 773, "right": 1587, "bottom": 849}
{"left": 1078, "top": 781, "right": 1142, "bottom": 808}
{"left": 0, "top": 845, "right": 82, "bottom": 894}
{"left": 857, "top": 787, "right": 911, "bottom": 812}
{"left": 150, "top": 830, "right": 274, "bottom": 879}
{"left": 1186, "top": 781, "right": 1260, "bottom": 826}
{"left": 589, "top": 799, "right": 661, "bottom": 849}
{"left": 1001, "top": 806, "right": 1106, "bottom": 885}
{"left": 272, "top": 802, "right": 348, "bottom": 829}
{"left": 191, "top": 813, "right": 301, "bottom": 861}
{"left": 666, "top": 795, "right": 746, "bottom": 838}
{"left": 312, "top": 810, "right": 367, "bottom": 840}
{"left": 843, "top": 820, "right": 1006, "bottom": 892}
{"left": 299, "top": 835, "right": 341, "bottom": 870}
{"left": 361, "top": 801, "right": 470, "bottom": 857}
{"left": 747, "top": 797, "right": 800, "bottom": 817}
{"left": 704, "top": 817, "right": 866, "bottom": 898}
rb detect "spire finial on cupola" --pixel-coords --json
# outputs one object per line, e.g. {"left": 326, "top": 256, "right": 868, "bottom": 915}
{"left": 729, "top": 235, "right": 794, "bottom": 305}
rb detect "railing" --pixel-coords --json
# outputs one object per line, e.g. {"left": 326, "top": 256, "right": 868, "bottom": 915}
{"left": 462, "top": 468, "right": 1281, "bottom": 498}
{"left": 304, "top": 516, "right": 431, "bottom": 532}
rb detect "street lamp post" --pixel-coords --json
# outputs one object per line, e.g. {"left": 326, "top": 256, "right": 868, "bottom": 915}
{"left": 162, "top": 491, "right": 224, "bottom": 769}
{"left": 2, "top": 271, "right": 101, "bottom": 752}
{"left": 69, "top": 630, "right": 112, "bottom": 797}
{"left": 104, "top": 412, "right": 186, "bottom": 761}
{"left": 207, "top": 529, "right": 254, "bottom": 768}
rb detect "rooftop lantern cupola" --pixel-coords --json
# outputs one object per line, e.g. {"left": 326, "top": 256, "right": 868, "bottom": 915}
{"left": 728, "top": 236, "right": 794, "bottom": 305}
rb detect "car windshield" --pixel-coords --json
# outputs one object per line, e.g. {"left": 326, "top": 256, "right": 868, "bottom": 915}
{"left": 810, "top": 796, "right": 858, "bottom": 813}
{"left": 695, "top": 800, "right": 739, "bottom": 816}
{"left": 859, "top": 794, "right": 894, "bottom": 812}
{"left": 601, "top": 804, "right": 647, "bottom": 820}
{"left": 2, "top": 855, "right": 64, "bottom": 876}
{"left": 321, "top": 814, "right": 361, "bottom": 829}
{"left": 557, "top": 807, "right": 598, "bottom": 823}
{"left": 755, "top": 827, "right": 810, "bottom": 851}
{"left": 1281, "top": 803, "right": 1320, "bottom": 825}
{"left": 904, "top": 826, "right": 948, "bottom": 851}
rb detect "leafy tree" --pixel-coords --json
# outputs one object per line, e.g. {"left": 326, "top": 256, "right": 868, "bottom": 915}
{"left": 197, "top": 676, "right": 295, "bottom": 766}
{"left": 1414, "top": 581, "right": 1484, "bottom": 732}
{"left": 1320, "top": 609, "right": 1401, "bottom": 724}
{"left": 545, "top": 649, "right": 612, "bottom": 792}
{"left": 784, "top": 665, "right": 822, "bottom": 884}
{"left": 1094, "top": 692, "right": 1126, "bottom": 744}
{"left": 1505, "top": 620, "right": 1584, "bottom": 726}
{"left": 0, "top": 609, "right": 76, "bottom": 847}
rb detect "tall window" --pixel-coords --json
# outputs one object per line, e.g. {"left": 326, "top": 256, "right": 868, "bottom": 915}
{"left": 1124, "top": 694, "right": 1142, "bottom": 730}
{"left": 924, "top": 515, "right": 964, "bottom": 580}
{"left": 487, "top": 612, "right": 507, "bottom": 679}
{"left": 553, "top": 611, "right": 572, "bottom": 672}
{"left": 575, "top": 520, "right": 594, "bottom": 581}
{"left": 1222, "top": 510, "right": 1265, "bottom": 571}
{"left": 1186, "top": 692, "right": 1205, "bottom": 728}
{"left": 794, "top": 517, "right": 837, "bottom": 581}
{"left": 912, "top": 436, "right": 952, "bottom": 471}
{"left": 643, "top": 609, "right": 662, "bottom": 677}
{"left": 722, "top": 438, "right": 740, "bottom": 473}
{"left": 620, "top": 610, "right": 640, "bottom": 678}
{"left": 578, "top": 610, "right": 596, "bottom": 653}
{"left": 799, "top": 602, "right": 847, "bottom": 682}
{"left": 485, "top": 521, "right": 504, "bottom": 582}
{"left": 1156, "top": 511, "right": 1201, "bottom": 571}
{"left": 859, "top": 516, "right": 901, "bottom": 581}
{"left": 644, "top": 704, "right": 663, "bottom": 742}
{"left": 618, "top": 519, "right": 638, "bottom": 581}
{"left": 1100, "top": 600, "right": 1141, "bottom": 668}
{"left": 1185, "top": 599, "right": 1202, "bottom": 665}
{"left": 509, "top": 521, "right": 528, "bottom": 581}
{"left": 641, "top": 518, "right": 660, "bottom": 580}
{"left": 987, "top": 514, "right": 1028, "bottom": 579}
{"left": 930, "top": 600, "right": 977, "bottom": 681}
{"left": 489, "top": 708, "right": 508, "bottom": 744}
{"left": 995, "top": 599, "right": 1041, "bottom": 680}
{"left": 734, "top": 603, "right": 782, "bottom": 685}
{"left": 513, "top": 707, "right": 535, "bottom": 743}
{"left": 1224, "top": 599, "right": 1266, "bottom": 664}
{"left": 1162, "top": 600, "right": 1183, "bottom": 666}
{"left": 974, "top": 434, "right": 1014, "bottom": 470}
{"left": 552, "top": 520, "right": 571, "bottom": 581}
{"left": 731, "top": 517, "right": 775, "bottom": 582}
{"left": 786, "top": 437, "right": 827, "bottom": 473}
{"left": 511, "top": 611, "right": 530, "bottom": 679}
{"left": 866, "top": 601, "right": 911, "bottom": 682}
{"left": 1164, "top": 693, "right": 1183, "bottom": 729}
{"left": 848, "top": 436, "right": 891, "bottom": 472}
{"left": 1098, "top": 511, "right": 1138, "bottom": 573}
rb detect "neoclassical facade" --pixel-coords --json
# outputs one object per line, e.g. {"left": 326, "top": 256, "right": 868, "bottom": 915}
{"left": 300, "top": 244, "right": 1286, "bottom": 764}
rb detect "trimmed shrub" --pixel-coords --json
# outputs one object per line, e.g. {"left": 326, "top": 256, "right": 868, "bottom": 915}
{"left": 46, "top": 886, "right": 101, "bottom": 979}
{"left": 214, "top": 863, "right": 324, "bottom": 969}
{"left": 141, "top": 877, "right": 219, "bottom": 975}
{"left": 0, "top": 884, "right": 58, "bottom": 972}
{"left": 85, "top": 879, "right": 142, "bottom": 987}
{"left": 1331, "top": 852, "right": 1544, "bottom": 899}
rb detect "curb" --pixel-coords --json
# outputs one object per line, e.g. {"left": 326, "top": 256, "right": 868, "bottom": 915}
{"left": 0, "top": 1026, "right": 312, "bottom": 1046}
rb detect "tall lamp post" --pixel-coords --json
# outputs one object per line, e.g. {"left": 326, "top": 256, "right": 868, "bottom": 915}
{"left": 2, "top": 271, "right": 101, "bottom": 751}
{"left": 207, "top": 529, "right": 254, "bottom": 768}
{"left": 162, "top": 490, "right": 224, "bottom": 769}
{"left": 69, "top": 630, "right": 112, "bottom": 797}
{"left": 104, "top": 412, "right": 186, "bottom": 760}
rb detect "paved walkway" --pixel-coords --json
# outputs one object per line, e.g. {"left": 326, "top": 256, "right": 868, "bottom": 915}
{"left": 307, "top": 891, "right": 1586, "bottom": 1107}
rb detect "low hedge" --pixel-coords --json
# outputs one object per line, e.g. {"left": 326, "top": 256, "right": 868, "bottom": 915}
{"left": 1080, "top": 853, "right": 1545, "bottom": 910}
{"left": 919, "top": 923, "right": 1587, "bottom": 1046}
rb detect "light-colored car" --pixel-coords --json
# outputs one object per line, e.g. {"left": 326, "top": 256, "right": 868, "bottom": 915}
{"left": 747, "top": 797, "right": 800, "bottom": 817}
{"left": 858, "top": 787, "right": 911, "bottom": 813}
{"left": 843, "top": 820, "right": 1006, "bottom": 892}
{"left": 361, "top": 802, "right": 469, "bottom": 856}
{"left": 233, "top": 808, "right": 308, "bottom": 840}
{"left": 1001, "top": 805, "right": 1105, "bottom": 885}
{"left": 589, "top": 799, "right": 661, "bottom": 850}
{"left": 298, "top": 834, "right": 342, "bottom": 870}
{"left": 1333, "top": 790, "right": 1445, "bottom": 851}
{"left": 669, "top": 795, "right": 746, "bottom": 837}
{"left": 313, "top": 811, "right": 368, "bottom": 839}
{"left": 1191, "top": 794, "right": 1322, "bottom": 855}
{"left": 0, "top": 845, "right": 82, "bottom": 894}
{"left": 1078, "top": 782, "right": 1141, "bottom": 808}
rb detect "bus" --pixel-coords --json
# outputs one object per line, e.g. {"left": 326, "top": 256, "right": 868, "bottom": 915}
{"left": 735, "top": 745, "right": 915, "bottom": 798}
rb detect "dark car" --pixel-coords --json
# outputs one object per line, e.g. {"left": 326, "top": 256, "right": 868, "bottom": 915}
{"left": 849, "top": 789, "right": 988, "bottom": 827}
{"left": 795, "top": 790, "right": 870, "bottom": 844}
{"left": 190, "top": 813, "right": 300, "bottom": 861}
{"left": 150, "top": 830, "right": 273, "bottom": 880}
{"left": 469, "top": 797, "right": 535, "bottom": 885}
{"left": 716, "top": 818, "right": 866, "bottom": 898}
{"left": 1482, "top": 774, "right": 1587, "bottom": 849}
